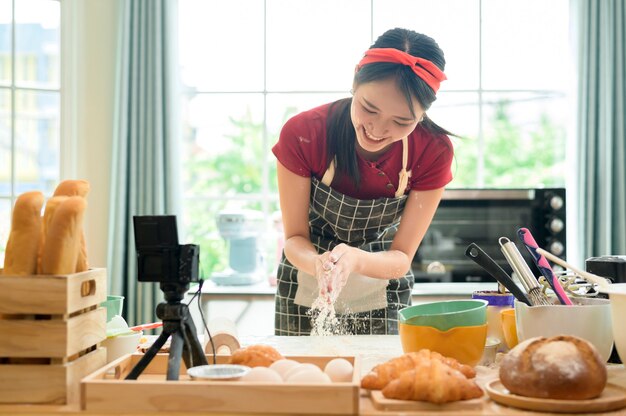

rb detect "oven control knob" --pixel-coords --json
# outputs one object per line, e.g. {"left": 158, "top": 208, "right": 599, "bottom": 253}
{"left": 548, "top": 218, "right": 564, "bottom": 233}
{"left": 549, "top": 240, "right": 565, "bottom": 256}
{"left": 549, "top": 195, "right": 564, "bottom": 211}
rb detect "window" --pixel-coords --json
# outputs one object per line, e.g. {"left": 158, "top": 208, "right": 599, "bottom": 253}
{"left": 177, "top": 0, "right": 571, "bottom": 278}
{"left": 0, "top": 0, "right": 61, "bottom": 265}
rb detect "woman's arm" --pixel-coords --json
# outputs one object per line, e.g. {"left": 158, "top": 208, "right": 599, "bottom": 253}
{"left": 276, "top": 161, "right": 319, "bottom": 276}
{"left": 328, "top": 187, "right": 445, "bottom": 280}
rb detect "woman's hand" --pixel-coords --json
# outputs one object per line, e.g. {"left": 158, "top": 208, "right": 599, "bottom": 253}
{"left": 315, "top": 244, "right": 358, "bottom": 302}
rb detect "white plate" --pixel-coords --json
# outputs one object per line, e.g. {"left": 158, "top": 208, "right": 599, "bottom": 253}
{"left": 187, "top": 364, "right": 250, "bottom": 380}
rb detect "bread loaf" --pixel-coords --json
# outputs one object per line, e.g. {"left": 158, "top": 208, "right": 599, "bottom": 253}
{"left": 41, "top": 196, "right": 87, "bottom": 275}
{"left": 52, "top": 180, "right": 90, "bottom": 272}
{"left": 499, "top": 335, "right": 607, "bottom": 400}
{"left": 37, "top": 196, "right": 68, "bottom": 274}
{"left": 3, "top": 191, "right": 45, "bottom": 275}
{"left": 53, "top": 179, "right": 90, "bottom": 198}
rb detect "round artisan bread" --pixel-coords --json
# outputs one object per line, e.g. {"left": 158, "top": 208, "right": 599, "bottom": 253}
{"left": 499, "top": 335, "right": 607, "bottom": 400}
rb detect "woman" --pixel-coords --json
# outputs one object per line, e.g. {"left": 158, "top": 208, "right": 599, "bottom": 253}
{"left": 272, "top": 28, "right": 454, "bottom": 335}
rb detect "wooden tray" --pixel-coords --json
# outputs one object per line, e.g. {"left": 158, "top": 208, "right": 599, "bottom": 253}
{"left": 485, "top": 379, "right": 626, "bottom": 413}
{"left": 82, "top": 353, "right": 360, "bottom": 414}
{"left": 369, "top": 390, "right": 486, "bottom": 412}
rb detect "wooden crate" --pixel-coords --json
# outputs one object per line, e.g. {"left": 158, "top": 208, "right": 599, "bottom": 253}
{"left": 0, "top": 268, "right": 108, "bottom": 408}
{"left": 0, "top": 268, "right": 107, "bottom": 315}
{"left": 83, "top": 354, "right": 360, "bottom": 415}
{"left": 0, "top": 347, "right": 106, "bottom": 405}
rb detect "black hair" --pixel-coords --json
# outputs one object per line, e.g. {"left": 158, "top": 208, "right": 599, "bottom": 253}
{"left": 326, "top": 28, "right": 454, "bottom": 188}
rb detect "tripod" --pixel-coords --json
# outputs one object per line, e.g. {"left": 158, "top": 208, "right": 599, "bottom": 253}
{"left": 125, "top": 282, "right": 208, "bottom": 380}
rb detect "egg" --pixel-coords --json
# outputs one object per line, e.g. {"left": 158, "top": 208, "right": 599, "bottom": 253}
{"left": 286, "top": 367, "right": 331, "bottom": 384}
{"left": 269, "top": 359, "right": 300, "bottom": 381}
{"left": 240, "top": 366, "right": 283, "bottom": 383}
{"left": 324, "top": 358, "right": 353, "bottom": 382}
{"left": 282, "top": 363, "right": 322, "bottom": 381}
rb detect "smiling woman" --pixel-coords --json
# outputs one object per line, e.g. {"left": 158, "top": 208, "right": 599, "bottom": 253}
{"left": 271, "top": 28, "right": 454, "bottom": 336}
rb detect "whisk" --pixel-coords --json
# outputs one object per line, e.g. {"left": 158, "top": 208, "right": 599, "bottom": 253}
{"left": 499, "top": 237, "right": 552, "bottom": 306}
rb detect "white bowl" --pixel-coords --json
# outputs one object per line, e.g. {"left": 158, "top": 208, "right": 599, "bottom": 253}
{"left": 514, "top": 297, "right": 613, "bottom": 362}
{"left": 599, "top": 283, "right": 626, "bottom": 363}
{"left": 101, "top": 331, "right": 143, "bottom": 363}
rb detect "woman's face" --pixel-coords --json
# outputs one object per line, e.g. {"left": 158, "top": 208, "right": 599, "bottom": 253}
{"left": 350, "top": 78, "right": 423, "bottom": 156}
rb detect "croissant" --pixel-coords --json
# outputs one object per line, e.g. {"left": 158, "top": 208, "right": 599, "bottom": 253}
{"left": 228, "top": 344, "right": 284, "bottom": 367}
{"left": 381, "top": 358, "right": 483, "bottom": 404}
{"left": 361, "top": 349, "right": 475, "bottom": 390}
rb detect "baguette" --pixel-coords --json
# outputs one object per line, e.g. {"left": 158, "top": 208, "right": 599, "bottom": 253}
{"left": 53, "top": 179, "right": 90, "bottom": 198}
{"left": 3, "top": 191, "right": 45, "bottom": 275}
{"left": 37, "top": 196, "right": 68, "bottom": 274}
{"left": 52, "top": 180, "right": 90, "bottom": 272}
{"left": 41, "top": 196, "right": 87, "bottom": 275}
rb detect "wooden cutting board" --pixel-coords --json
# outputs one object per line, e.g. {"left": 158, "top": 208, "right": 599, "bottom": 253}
{"left": 369, "top": 390, "right": 486, "bottom": 412}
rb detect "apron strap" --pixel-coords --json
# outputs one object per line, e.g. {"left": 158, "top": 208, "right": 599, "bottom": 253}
{"left": 395, "top": 137, "right": 409, "bottom": 198}
{"left": 321, "top": 157, "right": 336, "bottom": 186}
{"left": 321, "top": 137, "right": 410, "bottom": 196}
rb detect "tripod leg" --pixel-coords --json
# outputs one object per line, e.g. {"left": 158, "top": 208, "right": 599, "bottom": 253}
{"left": 167, "top": 330, "right": 185, "bottom": 380}
{"left": 181, "top": 316, "right": 209, "bottom": 370}
{"left": 125, "top": 330, "right": 171, "bottom": 380}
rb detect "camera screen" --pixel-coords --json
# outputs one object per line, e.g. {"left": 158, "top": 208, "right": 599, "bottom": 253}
{"left": 133, "top": 216, "right": 179, "bottom": 249}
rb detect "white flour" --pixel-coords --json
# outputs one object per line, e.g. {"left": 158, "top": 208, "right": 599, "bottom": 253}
{"left": 532, "top": 341, "right": 584, "bottom": 379}
{"left": 308, "top": 295, "right": 367, "bottom": 336}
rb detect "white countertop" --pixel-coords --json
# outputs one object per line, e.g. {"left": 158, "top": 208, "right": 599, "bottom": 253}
{"left": 194, "top": 280, "right": 498, "bottom": 297}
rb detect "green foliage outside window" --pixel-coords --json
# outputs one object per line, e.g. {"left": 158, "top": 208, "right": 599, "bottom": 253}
{"left": 452, "top": 100, "right": 565, "bottom": 188}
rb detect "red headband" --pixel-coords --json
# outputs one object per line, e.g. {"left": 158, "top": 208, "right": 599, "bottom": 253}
{"left": 357, "top": 48, "right": 447, "bottom": 93}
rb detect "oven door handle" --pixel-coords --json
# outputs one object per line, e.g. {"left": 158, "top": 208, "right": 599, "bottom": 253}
{"left": 465, "top": 243, "right": 532, "bottom": 305}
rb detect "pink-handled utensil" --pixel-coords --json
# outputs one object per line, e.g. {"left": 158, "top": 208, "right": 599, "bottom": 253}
{"left": 130, "top": 322, "right": 163, "bottom": 331}
{"left": 517, "top": 228, "right": 573, "bottom": 305}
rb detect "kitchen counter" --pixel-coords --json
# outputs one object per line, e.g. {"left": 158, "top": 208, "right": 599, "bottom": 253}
{"left": 193, "top": 281, "right": 499, "bottom": 299}
{"left": 3, "top": 335, "right": 625, "bottom": 415}
{"left": 188, "top": 281, "right": 501, "bottom": 334}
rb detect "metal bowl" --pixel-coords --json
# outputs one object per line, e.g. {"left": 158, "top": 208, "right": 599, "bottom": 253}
{"left": 187, "top": 364, "right": 251, "bottom": 381}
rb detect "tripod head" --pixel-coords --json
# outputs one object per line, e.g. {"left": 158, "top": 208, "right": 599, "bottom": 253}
{"left": 160, "top": 282, "right": 190, "bottom": 305}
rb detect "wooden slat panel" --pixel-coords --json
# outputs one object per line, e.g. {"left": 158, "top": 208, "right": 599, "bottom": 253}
{"left": 0, "top": 307, "right": 105, "bottom": 358}
{"left": 0, "top": 268, "right": 107, "bottom": 315}
{"left": 0, "top": 347, "right": 106, "bottom": 404}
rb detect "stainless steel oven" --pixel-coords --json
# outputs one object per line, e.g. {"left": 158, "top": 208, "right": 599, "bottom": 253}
{"left": 412, "top": 188, "right": 566, "bottom": 283}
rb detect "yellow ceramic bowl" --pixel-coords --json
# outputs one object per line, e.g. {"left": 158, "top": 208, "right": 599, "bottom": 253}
{"left": 399, "top": 323, "right": 488, "bottom": 366}
{"left": 500, "top": 308, "right": 518, "bottom": 350}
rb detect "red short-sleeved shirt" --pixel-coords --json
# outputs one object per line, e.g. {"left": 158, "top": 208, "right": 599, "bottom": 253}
{"left": 272, "top": 102, "right": 454, "bottom": 200}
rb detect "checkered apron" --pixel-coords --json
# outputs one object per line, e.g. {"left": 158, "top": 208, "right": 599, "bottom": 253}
{"left": 275, "top": 139, "right": 414, "bottom": 335}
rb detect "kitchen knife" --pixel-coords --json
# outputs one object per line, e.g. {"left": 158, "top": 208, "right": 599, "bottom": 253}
{"left": 465, "top": 243, "right": 532, "bottom": 305}
{"left": 517, "top": 228, "right": 573, "bottom": 305}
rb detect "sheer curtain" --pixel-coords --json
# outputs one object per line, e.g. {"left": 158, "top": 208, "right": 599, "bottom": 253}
{"left": 108, "top": 0, "right": 180, "bottom": 325}
{"left": 576, "top": 0, "right": 626, "bottom": 260}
